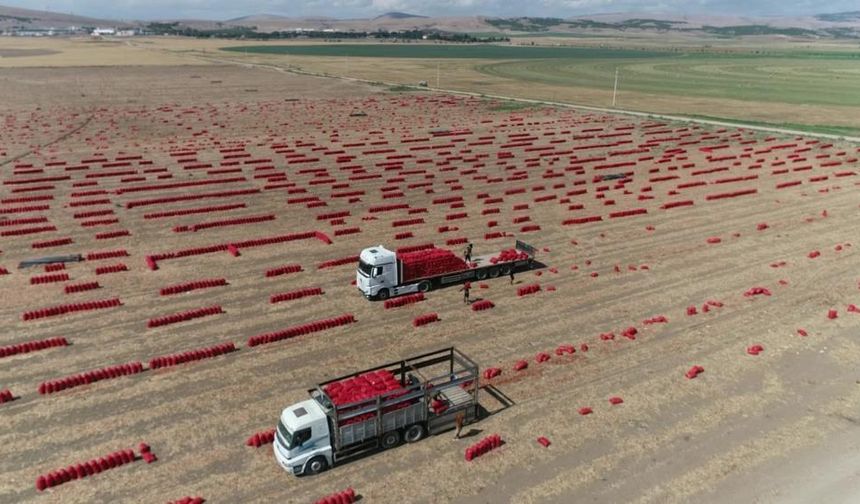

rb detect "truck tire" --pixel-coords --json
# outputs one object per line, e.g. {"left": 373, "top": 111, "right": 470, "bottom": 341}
{"left": 418, "top": 281, "right": 431, "bottom": 293}
{"left": 381, "top": 430, "right": 401, "bottom": 450}
{"left": 499, "top": 264, "right": 512, "bottom": 276}
{"left": 377, "top": 288, "right": 390, "bottom": 300}
{"left": 404, "top": 424, "right": 426, "bottom": 443}
{"left": 304, "top": 456, "right": 328, "bottom": 475}
{"left": 475, "top": 269, "right": 488, "bottom": 280}
{"left": 488, "top": 267, "right": 500, "bottom": 278}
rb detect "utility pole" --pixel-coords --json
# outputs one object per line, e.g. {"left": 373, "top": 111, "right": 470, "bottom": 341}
{"left": 612, "top": 67, "right": 619, "bottom": 107}
{"left": 436, "top": 61, "right": 440, "bottom": 88}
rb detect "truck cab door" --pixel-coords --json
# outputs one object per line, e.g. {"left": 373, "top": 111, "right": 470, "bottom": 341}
{"left": 373, "top": 265, "right": 397, "bottom": 285}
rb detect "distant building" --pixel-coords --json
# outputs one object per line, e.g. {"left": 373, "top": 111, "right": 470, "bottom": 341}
{"left": 92, "top": 27, "right": 116, "bottom": 36}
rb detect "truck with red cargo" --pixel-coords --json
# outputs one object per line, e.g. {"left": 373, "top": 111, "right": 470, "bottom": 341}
{"left": 356, "top": 240, "right": 536, "bottom": 300}
{"left": 273, "top": 347, "right": 480, "bottom": 476}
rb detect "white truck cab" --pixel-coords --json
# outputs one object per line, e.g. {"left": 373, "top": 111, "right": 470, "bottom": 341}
{"left": 356, "top": 245, "right": 399, "bottom": 299}
{"left": 273, "top": 399, "right": 333, "bottom": 475}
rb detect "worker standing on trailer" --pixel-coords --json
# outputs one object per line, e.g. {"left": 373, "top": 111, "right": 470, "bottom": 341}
{"left": 461, "top": 281, "right": 471, "bottom": 304}
{"left": 463, "top": 242, "right": 473, "bottom": 263}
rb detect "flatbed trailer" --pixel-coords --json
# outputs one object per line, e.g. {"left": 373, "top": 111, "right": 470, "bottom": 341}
{"left": 357, "top": 240, "right": 537, "bottom": 300}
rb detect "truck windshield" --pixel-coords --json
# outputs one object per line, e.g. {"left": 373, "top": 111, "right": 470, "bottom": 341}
{"left": 357, "top": 260, "right": 373, "bottom": 277}
{"left": 276, "top": 420, "right": 294, "bottom": 449}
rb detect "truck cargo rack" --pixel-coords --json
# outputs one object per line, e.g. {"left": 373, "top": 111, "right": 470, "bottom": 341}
{"left": 310, "top": 347, "right": 479, "bottom": 456}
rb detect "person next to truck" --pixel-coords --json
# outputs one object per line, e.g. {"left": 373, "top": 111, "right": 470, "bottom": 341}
{"left": 461, "top": 281, "right": 471, "bottom": 304}
{"left": 454, "top": 411, "right": 465, "bottom": 440}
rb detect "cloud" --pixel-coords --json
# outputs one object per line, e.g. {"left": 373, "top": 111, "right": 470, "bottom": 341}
{"left": 3, "top": 0, "right": 856, "bottom": 20}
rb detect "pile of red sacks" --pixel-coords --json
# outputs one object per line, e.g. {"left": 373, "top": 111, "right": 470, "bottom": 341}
{"left": 148, "top": 342, "right": 235, "bottom": 369}
{"left": 139, "top": 442, "right": 157, "bottom": 463}
{"left": 270, "top": 287, "right": 324, "bottom": 304}
{"left": 30, "top": 273, "right": 69, "bottom": 285}
{"left": 744, "top": 286, "right": 772, "bottom": 297}
{"left": 555, "top": 344, "right": 575, "bottom": 355}
{"left": 38, "top": 362, "right": 144, "bottom": 394}
{"left": 264, "top": 264, "right": 302, "bottom": 278}
{"left": 1, "top": 336, "right": 68, "bottom": 358}
{"left": 324, "top": 370, "right": 409, "bottom": 426}
{"left": 86, "top": 249, "right": 128, "bottom": 260}
{"left": 22, "top": 298, "right": 121, "bottom": 321}
{"left": 324, "top": 370, "right": 403, "bottom": 407}
{"left": 35, "top": 447, "right": 138, "bottom": 491}
{"left": 483, "top": 367, "right": 502, "bottom": 380}
{"left": 247, "top": 314, "right": 356, "bottom": 347}
{"left": 246, "top": 429, "right": 276, "bottom": 448}
{"left": 167, "top": 497, "right": 205, "bottom": 504}
{"left": 413, "top": 313, "right": 440, "bottom": 327}
{"left": 65, "top": 281, "right": 100, "bottom": 294}
{"left": 400, "top": 248, "right": 467, "bottom": 281}
{"left": 147, "top": 305, "right": 223, "bottom": 328}
{"left": 747, "top": 344, "right": 764, "bottom": 356}
{"left": 0, "top": 389, "right": 14, "bottom": 404}
{"left": 490, "top": 249, "right": 529, "bottom": 264}
{"left": 517, "top": 284, "right": 541, "bottom": 297}
{"left": 95, "top": 263, "right": 128, "bottom": 275}
{"left": 465, "top": 434, "right": 502, "bottom": 461}
{"left": 685, "top": 365, "right": 705, "bottom": 379}
{"left": 314, "top": 488, "right": 356, "bottom": 504}
{"left": 471, "top": 300, "right": 495, "bottom": 311}
{"left": 384, "top": 293, "right": 425, "bottom": 309}
{"left": 160, "top": 278, "right": 227, "bottom": 295}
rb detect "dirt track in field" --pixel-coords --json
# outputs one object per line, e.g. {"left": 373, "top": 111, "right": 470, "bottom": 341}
{"left": 1, "top": 64, "right": 859, "bottom": 504}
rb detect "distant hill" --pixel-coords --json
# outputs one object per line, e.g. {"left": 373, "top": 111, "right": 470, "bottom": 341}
{"left": 374, "top": 12, "right": 428, "bottom": 20}
{"left": 0, "top": 4, "right": 125, "bottom": 29}
{"left": 2, "top": 3, "right": 859, "bottom": 39}
{"left": 484, "top": 13, "right": 860, "bottom": 37}
{"left": 816, "top": 11, "right": 860, "bottom": 22}
{"left": 225, "top": 14, "right": 293, "bottom": 23}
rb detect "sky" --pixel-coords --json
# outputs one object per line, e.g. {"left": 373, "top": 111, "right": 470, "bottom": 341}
{"left": 6, "top": 0, "right": 858, "bottom": 21}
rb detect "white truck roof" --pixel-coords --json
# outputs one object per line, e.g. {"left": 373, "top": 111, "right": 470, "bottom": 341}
{"left": 280, "top": 399, "right": 326, "bottom": 431}
{"left": 359, "top": 245, "right": 395, "bottom": 266}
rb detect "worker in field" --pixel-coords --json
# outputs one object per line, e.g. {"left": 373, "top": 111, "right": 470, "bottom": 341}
{"left": 454, "top": 410, "right": 465, "bottom": 439}
{"left": 509, "top": 268, "right": 515, "bottom": 285}
{"left": 463, "top": 242, "right": 473, "bottom": 263}
{"left": 461, "top": 281, "right": 471, "bottom": 304}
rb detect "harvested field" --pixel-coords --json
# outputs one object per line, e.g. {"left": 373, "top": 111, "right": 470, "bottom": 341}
{"left": 1, "top": 63, "right": 860, "bottom": 504}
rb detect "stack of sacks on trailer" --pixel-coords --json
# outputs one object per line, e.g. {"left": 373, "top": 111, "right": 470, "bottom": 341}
{"left": 399, "top": 248, "right": 467, "bottom": 281}
{"left": 324, "top": 370, "right": 410, "bottom": 426}
{"left": 489, "top": 249, "right": 529, "bottom": 264}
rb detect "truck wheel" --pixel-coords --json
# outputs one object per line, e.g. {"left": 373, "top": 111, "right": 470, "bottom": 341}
{"left": 381, "top": 430, "right": 401, "bottom": 450}
{"left": 377, "top": 288, "right": 390, "bottom": 300}
{"left": 404, "top": 424, "right": 426, "bottom": 443}
{"left": 304, "top": 456, "right": 328, "bottom": 475}
{"left": 418, "top": 281, "right": 431, "bottom": 293}
{"left": 475, "top": 269, "right": 488, "bottom": 280}
{"left": 488, "top": 267, "right": 500, "bottom": 278}
{"left": 499, "top": 265, "right": 512, "bottom": 276}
